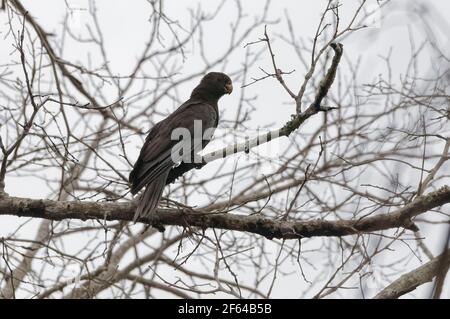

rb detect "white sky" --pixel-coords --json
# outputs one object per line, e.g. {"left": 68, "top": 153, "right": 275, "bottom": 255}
{"left": 1, "top": 0, "right": 449, "bottom": 298}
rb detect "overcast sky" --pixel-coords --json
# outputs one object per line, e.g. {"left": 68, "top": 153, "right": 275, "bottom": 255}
{"left": 1, "top": 0, "right": 449, "bottom": 298}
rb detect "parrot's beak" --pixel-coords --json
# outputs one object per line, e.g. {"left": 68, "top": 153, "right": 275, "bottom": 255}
{"left": 225, "top": 82, "right": 233, "bottom": 94}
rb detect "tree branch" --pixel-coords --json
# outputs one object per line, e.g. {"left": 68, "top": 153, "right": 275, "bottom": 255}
{"left": 167, "top": 43, "right": 344, "bottom": 184}
{"left": 1, "top": 186, "right": 449, "bottom": 240}
{"left": 374, "top": 248, "right": 450, "bottom": 299}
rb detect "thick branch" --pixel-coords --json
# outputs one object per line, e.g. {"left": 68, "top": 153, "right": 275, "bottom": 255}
{"left": 1, "top": 186, "right": 449, "bottom": 240}
{"left": 374, "top": 248, "right": 450, "bottom": 299}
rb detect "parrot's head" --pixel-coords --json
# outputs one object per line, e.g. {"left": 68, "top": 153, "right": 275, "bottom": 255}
{"left": 192, "top": 72, "right": 233, "bottom": 100}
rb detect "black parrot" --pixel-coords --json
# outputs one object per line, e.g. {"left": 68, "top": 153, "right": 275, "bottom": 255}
{"left": 129, "top": 72, "right": 233, "bottom": 222}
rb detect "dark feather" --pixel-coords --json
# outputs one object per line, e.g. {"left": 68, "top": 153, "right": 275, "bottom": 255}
{"left": 129, "top": 72, "right": 232, "bottom": 222}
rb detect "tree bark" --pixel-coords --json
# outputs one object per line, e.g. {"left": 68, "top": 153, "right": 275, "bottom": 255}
{"left": 1, "top": 186, "right": 449, "bottom": 240}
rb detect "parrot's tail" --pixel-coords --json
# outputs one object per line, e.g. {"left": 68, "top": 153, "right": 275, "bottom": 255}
{"left": 133, "top": 170, "right": 169, "bottom": 223}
